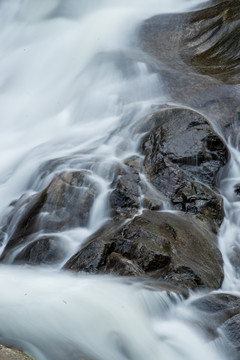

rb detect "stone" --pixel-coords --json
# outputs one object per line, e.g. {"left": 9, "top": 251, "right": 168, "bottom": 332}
{"left": 140, "top": 107, "right": 227, "bottom": 230}
{"left": 190, "top": 293, "right": 240, "bottom": 355}
{"left": 138, "top": 3, "right": 240, "bottom": 138}
{"left": 13, "top": 235, "right": 66, "bottom": 265}
{"left": 0, "top": 345, "right": 34, "bottom": 360}
{"left": 0, "top": 171, "right": 98, "bottom": 261}
{"left": 65, "top": 210, "right": 223, "bottom": 291}
{"left": 141, "top": 108, "right": 228, "bottom": 187}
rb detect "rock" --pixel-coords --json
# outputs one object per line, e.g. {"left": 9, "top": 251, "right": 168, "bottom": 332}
{"left": 221, "top": 313, "right": 240, "bottom": 354}
{"left": 0, "top": 345, "right": 34, "bottom": 360}
{"left": 110, "top": 162, "right": 141, "bottom": 219}
{"left": 139, "top": 0, "right": 240, "bottom": 84}
{"left": 0, "top": 171, "right": 98, "bottom": 261}
{"left": 140, "top": 107, "right": 227, "bottom": 230}
{"left": 189, "top": 292, "right": 240, "bottom": 359}
{"left": 141, "top": 108, "right": 228, "bottom": 186}
{"left": 138, "top": 3, "right": 240, "bottom": 138}
{"left": 104, "top": 252, "right": 144, "bottom": 276}
{"left": 13, "top": 235, "right": 66, "bottom": 265}
{"left": 179, "top": 0, "right": 240, "bottom": 84}
{"left": 65, "top": 210, "right": 223, "bottom": 290}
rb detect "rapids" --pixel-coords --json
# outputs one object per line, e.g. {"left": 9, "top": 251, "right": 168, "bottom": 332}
{"left": 0, "top": 0, "right": 238, "bottom": 359}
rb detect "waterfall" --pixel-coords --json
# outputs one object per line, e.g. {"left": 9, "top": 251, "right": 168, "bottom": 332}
{"left": 0, "top": 1, "right": 236, "bottom": 360}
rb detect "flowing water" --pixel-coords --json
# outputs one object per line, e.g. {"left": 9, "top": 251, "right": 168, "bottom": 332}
{"left": 0, "top": 0, "right": 238, "bottom": 359}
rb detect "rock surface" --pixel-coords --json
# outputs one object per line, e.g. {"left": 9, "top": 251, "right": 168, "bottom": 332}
{"left": 65, "top": 210, "right": 223, "bottom": 290}
{"left": 138, "top": 1, "right": 240, "bottom": 138}
{"left": 0, "top": 171, "right": 98, "bottom": 261}
{"left": 140, "top": 107, "right": 227, "bottom": 231}
{"left": 0, "top": 345, "right": 34, "bottom": 360}
{"left": 190, "top": 292, "right": 240, "bottom": 357}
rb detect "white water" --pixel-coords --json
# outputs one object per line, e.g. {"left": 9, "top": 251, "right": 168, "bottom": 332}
{"left": 0, "top": 0, "right": 236, "bottom": 360}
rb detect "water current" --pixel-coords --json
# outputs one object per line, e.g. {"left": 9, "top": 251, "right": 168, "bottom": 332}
{"left": 0, "top": 1, "right": 238, "bottom": 359}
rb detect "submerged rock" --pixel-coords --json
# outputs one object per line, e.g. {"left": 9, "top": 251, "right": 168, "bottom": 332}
{"left": 65, "top": 210, "right": 223, "bottom": 291}
{"left": 0, "top": 345, "right": 35, "bottom": 360}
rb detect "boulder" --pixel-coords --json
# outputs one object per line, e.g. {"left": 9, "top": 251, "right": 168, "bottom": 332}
{"left": 221, "top": 313, "right": 240, "bottom": 354}
{"left": 0, "top": 345, "right": 34, "bottom": 360}
{"left": 65, "top": 210, "right": 224, "bottom": 291}
{"left": 139, "top": 0, "right": 240, "bottom": 84}
{"left": 13, "top": 235, "right": 66, "bottom": 265}
{"left": 141, "top": 108, "right": 228, "bottom": 186}
{"left": 190, "top": 292, "right": 240, "bottom": 358}
{"left": 0, "top": 171, "right": 98, "bottom": 261}
{"left": 140, "top": 107, "right": 227, "bottom": 230}
{"left": 138, "top": 2, "right": 240, "bottom": 137}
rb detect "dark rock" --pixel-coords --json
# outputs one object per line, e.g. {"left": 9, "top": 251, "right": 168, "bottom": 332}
{"left": 65, "top": 239, "right": 111, "bottom": 273}
{"left": 141, "top": 108, "right": 228, "bottom": 187}
{"left": 104, "top": 252, "right": 144, "bottom": 276}
{"left": 110, "top": 171, "right": 140, "bottom": 218}
{"left": 13, "top": 235, "right": 66, "bottom": 265}
{"left": 171, "top": 181, "right": 224, "bottom": 231}
{"left": 65, "top": 210, "right": 223, "bottom": 291}
{"left": 0, "top": 171, "right": 98, "bottom": 261}
{"left": 140, "top": 107, "right": 227, "bottom": 230}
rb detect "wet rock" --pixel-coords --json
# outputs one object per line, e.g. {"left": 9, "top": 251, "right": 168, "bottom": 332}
{"left": 0, "top": 171, "right": 98, "bottom": 261}
{"left": 110, "top": 170, "right": 140, "bottom": 219}
{"left": 140, "top": 107, "right": 227, "bottom": 230}
{"left": 171, "top": 181, "right": 224, "bottom": 231}
{"left": 139, "top": 0, "right": 240, "bottom": 84}
{"left": 138, "top": 3, "right": 240, "bottom": 137}
{"left": 13, "top": 235, "right": 66, "bottom": 265}
{"left": 221, "top": 313, "right": 240, "bottom": 351}
{"left": 0, "top": 345, "right": 35, "bottom": 360}
{"left": 141, "top": 108, "right": 228, "bottom": 186}
{"left": 189, "top": 293, "right": 240, "bottom": 356}
{"left": 65, "top": 210, "right": 223, "bottom": 291}
{"left": 65, "top": 239, "right": 111, "bottom": 273}
{"left": 179, "top": 0, "right": 240, "bottom": 84}
{"left": 104, "top": 252, "right": 144, "bottom": 276}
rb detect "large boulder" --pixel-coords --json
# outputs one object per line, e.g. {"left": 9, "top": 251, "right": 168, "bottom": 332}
{"left": 64, "top": 210, "right": 224, "bottom": 291}
{"left": 138, "top": 1, "right": 240, "bottom": 137}
{"left": 140, "top": 1, "right": 240, "bottom": 84}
